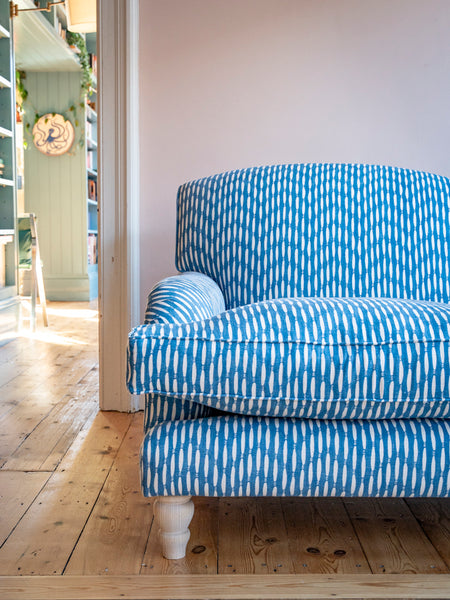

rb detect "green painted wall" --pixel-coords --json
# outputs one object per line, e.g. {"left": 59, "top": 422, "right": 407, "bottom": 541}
{"left": 23, "top": 71, "right": 89, "bottom": 301}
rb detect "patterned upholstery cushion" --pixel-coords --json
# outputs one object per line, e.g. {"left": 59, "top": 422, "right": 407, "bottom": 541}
{"left": 128, "top": 296, "right": 450, "bottom": 420}
{"left": 144, "top": 273, "right": 225, "bottom": 325}
{"left": 143, "top": 393, "right": 214, "bottom": 431}
{"left": 177, "top": 164, "right": 450, "bottom": 308}
{"left": 141, "top": 416, "right": 450, "bottom": 497}
{"left": 141, "top": 273, "right": 226, "bottom": 428}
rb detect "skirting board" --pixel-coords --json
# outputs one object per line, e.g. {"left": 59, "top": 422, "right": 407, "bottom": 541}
{"left": 44, "top": 276, "right": 90, "bottom": 302}
{"left": 0, "top": 574, "right": 449, "bottom": 600}
{"left": 21, "top": 272, "right": 91, "bottom": 302}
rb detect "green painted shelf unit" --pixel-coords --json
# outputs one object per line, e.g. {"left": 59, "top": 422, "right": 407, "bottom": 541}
{"left": 0, "top": 0, "right": 18, "bottom": 338}
{"left": 86, "top": 83, "right": 98, "bottom": 300}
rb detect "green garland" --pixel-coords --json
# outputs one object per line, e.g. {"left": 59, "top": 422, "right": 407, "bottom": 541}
{"left": 16, "top": 33, "right": 94, "bottom": 152}
{"left": 66, "top": 31, "right": 94, "bottom": 97}
{"left": 16, "top": 69, "right": 28, "bottom": 104}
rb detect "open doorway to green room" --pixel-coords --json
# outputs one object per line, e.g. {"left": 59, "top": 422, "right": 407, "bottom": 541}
{"left": 0, "top": 0, "right": 140, "bottom": 429}
{"left": 13, "top": 1, "right": 98, "bottom": 331}
{"left": 0, "top": 0, "right": 102, "bottom": 468}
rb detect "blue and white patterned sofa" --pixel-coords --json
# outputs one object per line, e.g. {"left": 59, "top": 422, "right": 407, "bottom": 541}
{"left": 128, "top": 163, "right": 450, "bottom": 558}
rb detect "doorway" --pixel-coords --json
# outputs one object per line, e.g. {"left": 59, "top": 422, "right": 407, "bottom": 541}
{"left": 0, "top": 0, "right": 140, "bottom": 416}
{"left": 14, "top": 8, "right": 98, "bottom": 313}
{"left": 0, "top": 0, "right": 101, "bottom": 468}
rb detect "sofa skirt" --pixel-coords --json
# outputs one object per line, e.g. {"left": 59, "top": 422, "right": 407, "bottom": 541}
{"left": 140, "top": 416, "right": 450, "bottom": 498}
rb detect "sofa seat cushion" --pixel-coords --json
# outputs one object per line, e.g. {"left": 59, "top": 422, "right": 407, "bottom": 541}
{"left": 127, "top": 297, "right": 450, "bottom": 419}
{"left": 140, "top": 416, "right": 450, "bottom": 497}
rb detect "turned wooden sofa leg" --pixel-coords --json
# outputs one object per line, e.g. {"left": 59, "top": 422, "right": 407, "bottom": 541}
{"left": 154, "top": 495, "right": 194, "bottom": 559}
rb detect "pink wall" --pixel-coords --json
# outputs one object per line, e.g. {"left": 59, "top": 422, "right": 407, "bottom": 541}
{"left": 139, "top": 0, "right": 450, "bottom": 309}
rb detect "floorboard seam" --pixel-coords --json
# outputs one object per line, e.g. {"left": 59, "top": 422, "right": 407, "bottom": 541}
{"left": 0, "top": 472, "right": 52, "bottom": 551}
{"left": 341, "top": 497, "right": 374, "bottom": 574}
{"left": 61, "top": 416, "right": 135, "bottom": 576}
{"left": 405, "top": 499, "right": 450, "bottom": 572}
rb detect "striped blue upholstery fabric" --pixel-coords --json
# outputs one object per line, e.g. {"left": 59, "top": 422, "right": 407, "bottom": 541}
{"left": 141, "top": 416, "right": 450, "bottom": 497}
{"left": 145, "top": 273, "right": 225, "bottom": 325}
{"left": 128, "top": 163, "right": 450, "bottom": 501}
{"left": 176, "top": 164, "right": 450, "bottom": 308}
{"left": 142, "top": 273, "right": 224, "bottom": 427}
{"left": 128, "top": 296, "right": 450, "bottom": 419}
{"left": 143, "top": 393, "right": 213, "bottom": 431}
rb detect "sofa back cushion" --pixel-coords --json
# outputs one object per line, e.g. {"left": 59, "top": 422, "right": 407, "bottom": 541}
{"left": 176, "top": 163, "right": 450, "bottom": 309}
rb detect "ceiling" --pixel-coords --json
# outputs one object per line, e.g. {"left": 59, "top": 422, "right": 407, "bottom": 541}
{"left": 13, "top": 0, "right": 81, "bottom": 72}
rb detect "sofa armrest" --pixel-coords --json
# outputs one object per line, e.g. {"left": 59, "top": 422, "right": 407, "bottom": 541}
{"left": 144, "top": 272, "right": 226, "bottom": 325}
{"left": 128, "top": 272, "right": 226, "bottom": 395}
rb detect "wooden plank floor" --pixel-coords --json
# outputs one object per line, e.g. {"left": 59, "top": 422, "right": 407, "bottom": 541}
{"left": 0, "top": 301, "right": 449, "bottom": 599}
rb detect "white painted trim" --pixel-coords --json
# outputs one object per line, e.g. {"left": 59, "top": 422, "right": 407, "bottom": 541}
{"left": 97, "top": 0, "right": 140, "bottom": 411}
{"left": 126, "top": 0, "right": 141, "bottom": 329}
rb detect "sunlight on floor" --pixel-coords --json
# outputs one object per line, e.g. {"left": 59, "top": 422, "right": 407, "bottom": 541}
{"left": 40, "top": 305, "right": 99, "bottom": 321}
{"left": 18, "top": 328, "right": 89, "bottom": 347}
{"left": 18, "top": 299, "right": 98, "bottom": 347}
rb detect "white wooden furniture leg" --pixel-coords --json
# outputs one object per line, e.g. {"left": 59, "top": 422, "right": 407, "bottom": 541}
{"left": 154, "top": 495, "right": 194, "bottom": 559}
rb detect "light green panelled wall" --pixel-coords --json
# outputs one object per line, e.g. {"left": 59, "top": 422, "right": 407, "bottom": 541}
{"left": 23, "top": 71, "right": 89, "bottom": 301}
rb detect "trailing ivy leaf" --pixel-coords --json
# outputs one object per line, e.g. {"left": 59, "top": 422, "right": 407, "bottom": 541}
{"left": 70, "top": 105, "right": 75, "bottom": 111}
{"left": 66, "top": 31, "right": 93, "bottom": 96}
{"left": 75, "top": 119, "right": 79, "bottom": 127}
{"left": 16, "top": 70, "right": 28, "bottom": 107}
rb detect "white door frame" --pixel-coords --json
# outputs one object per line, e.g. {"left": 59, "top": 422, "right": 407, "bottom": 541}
{"left": 97, "top": 0, "right": 141, "bottom": 411}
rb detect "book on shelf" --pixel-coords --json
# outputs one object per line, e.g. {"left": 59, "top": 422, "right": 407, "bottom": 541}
{"left": 87, "top": 150, "right": 95, "bottom": 170}
{"left": 88, "top": 233, "right": 97, "bottom": 265}
{"left": 88, "top": 179, "right": 96, "bottom": 202}
{"left": 90, "top": 54, "right": 97, "bottom": 79}
{"left": 57, "top": 19, "right": 66, "bottom": 40}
